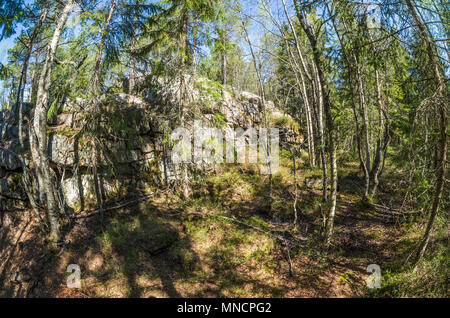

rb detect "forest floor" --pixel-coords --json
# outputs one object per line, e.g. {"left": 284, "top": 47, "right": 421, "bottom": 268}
{"left": 0, "top": 154, "right": 447, "bottom": 297}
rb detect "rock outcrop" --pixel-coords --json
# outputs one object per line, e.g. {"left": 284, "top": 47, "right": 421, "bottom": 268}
{"left": 0, "top": 78, "right": 301, "bottom": 210}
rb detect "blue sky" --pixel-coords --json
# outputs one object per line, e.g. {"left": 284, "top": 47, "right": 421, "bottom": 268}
{"left": 0, "top": 0, "right": 265, "bottom": 97}
{"left": 1, "top": 0, "right": 448, "bottom": 105}
{"left": 0, "top": 26, "right": 24, "bottom": 65}
{"left": 0, "top": 30, "right": 21, "bottom": 98}
{"left": 1, "top": 0, "right": 31, "bottom": 63}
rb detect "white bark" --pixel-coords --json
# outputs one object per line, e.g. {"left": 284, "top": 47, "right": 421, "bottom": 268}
{"left": 31, "top": 0, "right": 76, "bottom": 241}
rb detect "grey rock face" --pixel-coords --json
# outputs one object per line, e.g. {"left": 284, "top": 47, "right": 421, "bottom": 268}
{"left": 9, "top": 102, "right": 35, "bottom": 124}
{"left": 1, "top": 78, "right": 300, "bottom": 210}
{"left": 0, "top": 142, "right": 23, "bottom": 171}
{"left": 304, "top": 177, "right": 323, "bottom": 189}
{"left": 47, "top": 134, "right": 77, "bottom": 166}
{"left": 62, "top": 175, "right": 125, "bottom": 208}
{"left": 49, "top": 113, "right": 73, "bottom": 126}
{"left": 62, "top": 175, "right": 95, "bottom": 208}
{"left": 0, "top": 176, "right": 25, "bottom": 200}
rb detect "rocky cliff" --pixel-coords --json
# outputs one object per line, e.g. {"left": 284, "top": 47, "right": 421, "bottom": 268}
{"left": 0, "top": 78, "right": 301, "bottom": 211}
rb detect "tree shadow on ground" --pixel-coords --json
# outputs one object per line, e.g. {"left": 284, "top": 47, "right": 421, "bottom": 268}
{"left": 0, "top": 212, "right": 42, "bottom": 297}
{"left": 0, "top": 180, "right": 199, "bottom": 298}
{"left": 55, "top": 183, "right": 198, "bottom": 297}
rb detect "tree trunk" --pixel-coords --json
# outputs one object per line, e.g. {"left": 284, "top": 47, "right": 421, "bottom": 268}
{"left": 313, "top": 63, "right": 328, "bottom": 202}
{"left": 30, "top": 0, "right": 76, "bottom": 242}
{"left": 369, "top": 68, "right": 389, "bottom": 197}
{"left": 90, "top": 0, "right": 117, "bottom": 219}
{"left": 280, "top": 35, "right": 315, "bottom": 167}
{"left": 180, "top": 9, "right": 190, "bottom": 200}
{"left": 221, "top": 22, "right": 227, "bottom": 85}
{"left": 405, "top": 0, "right": 448, "bottom": 265}
{"left": 293, "top": 0, "right": 337, "bottom": 245}
{"left": 192, "top": 10, "right": 198, "bottom": 76}
{"left": 281, "top": 0, "right": 316, "bottom": 167}
{"left": 28, "top": 49, "right": 41, "bottom": 103}
{"left": 129, "top": 7, "right": 138, "bottom": 95}
{"left": 355, "top": 59, "right": 371, "bottom": 199}
{"left": 16, "top": 9, "right": 48, "bottom": 148}
{"left": 334, "top": 4, "right": 371, "bottom": 199}
{"left": 241, "top": 17, "right": 273, "bottom": 210}
{"left": 16, "top": 49, "right": 30, "bottom": 149}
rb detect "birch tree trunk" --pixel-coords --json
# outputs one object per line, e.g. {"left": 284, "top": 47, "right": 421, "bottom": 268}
{"left": 312, "top": 62, "right": 328, "bottom": 202}
{"left": 280, "top": 0, "right": 316, "bottom": 167}
{"left": 30, "top": 0, "right": 76, "bottom": 242}
{"left": 369, "top": 68, "right": 389, "bottom": 197}
{"left": 285, "top": 41, "right": 316, "bottom": 167}
{"left": 293, "top": 0, "right": 337, "bottom": 245}
{"left": 241, "top": 18, "right": 273, "bottom": 210}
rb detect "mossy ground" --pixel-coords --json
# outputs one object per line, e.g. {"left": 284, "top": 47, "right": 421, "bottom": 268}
{"left": 0, "top": 151, "right": 447, "bottom": 298}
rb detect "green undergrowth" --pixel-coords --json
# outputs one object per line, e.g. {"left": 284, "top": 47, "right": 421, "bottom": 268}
{"left": 370, "top": 219, "right": 449, "bottom": 298}
{"left": 51, "top": 148, "right": 447, "bottom": 298}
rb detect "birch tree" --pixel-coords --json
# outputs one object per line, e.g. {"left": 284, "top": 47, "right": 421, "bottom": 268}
{"left": 30, "top": 0, "right": 76, "bottom": 242}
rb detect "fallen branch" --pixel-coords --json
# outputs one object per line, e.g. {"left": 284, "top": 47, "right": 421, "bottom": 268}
{"left": 370, "top": 203, "right": 422, "bottom": 216}
{"left": 71, "top": 192, "right": 307, "bottom": 249}
{"left": 0, "top": 194, "right": 28, "bottom": 202}
{"left": 285, "top": 243, "right": 296, "bottom": 277}
{"left": 176, "top": 210, "right": 307, "bottom": 248}
{"left": 70, "top": 194, "right": 153, "bottom": 219}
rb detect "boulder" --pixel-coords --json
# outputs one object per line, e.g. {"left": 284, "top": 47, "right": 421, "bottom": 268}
{"left": 304, "top": 177, "right": 323, "bottom": 189}
{"left": 1, "top": 77, "right": 301, "bottom": 209}
{"left": 63, "top": 97, "right": 90, "bottom": 112}
{"left": 49, "top": 113, "right": 73, "bottom": 126}
{"left": 0, "top": 176, "right": 25, "bottom": 200}
{"left": 62, "top": 175, "right": 95, "bottom": 208}
{"left": 239, "top": 91, "right": 261, "bottom": 104}
{"left": 9, "top": 102, "right": 35, "bottom": 124}
{"left": 0, "top": 143, "right": 22, "bottom": 171}
{"left": 62, "top": 175, "right": 122, "bottom": 209}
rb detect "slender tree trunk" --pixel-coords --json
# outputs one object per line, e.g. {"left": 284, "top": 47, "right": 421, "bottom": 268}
{"left": 282, "top": 36, "right": 316, "bottom": 167}
{"left": 280, "top": 0, "right": 316, "bottom": 166}
{"left": 16, "top": 9, "right": 48, "bottom": 148}
{"left": 221, "top": 22, "right": 227, "bottom": 85}
{"left": 292, "top": 148, "right": 299, "bottom": 228}
{"left": 354, "top": 59, "right": 371, "bottom": 198}
{"left": 369, "top": 68, "right": 389, "bottom": 197}
{"left": 241, "top": 18, "right": 273, "bottom": 210}
{"left": 293, "top": 0, "right": 337, "bottom": 245}
{"left": 313, "top": 63, "right": 328, "bottom": 201}
{"left": 16, "top": 50, "right": 30, "bottom": 149}
{"left": 31, "top": 0, "right": 76, "bottom": 242}
{"left": 308, "top": 62, "right": 321, "bottom": 166}
{"left": 90, "top": 0, "right": 117, "bottom": 220}
{"left": 192, "top": 10, "right": 198, "bottom": 76}
{"left": 334, "top": 4, "right": 371, "bottom": 199}
{"left": 129, "top": 7, "right": 138, "bottom": 95}
{"left": 351, "top": 90, "right": 368, "bottom": 185}
{"left": 28, "top": 50, "right": 40, "bottom": 103}
{"left": 180, "top": 9, "right": 190, "bottom": 200}
{"left": 405, "top": 0, "right": 448, "bottom": 265}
